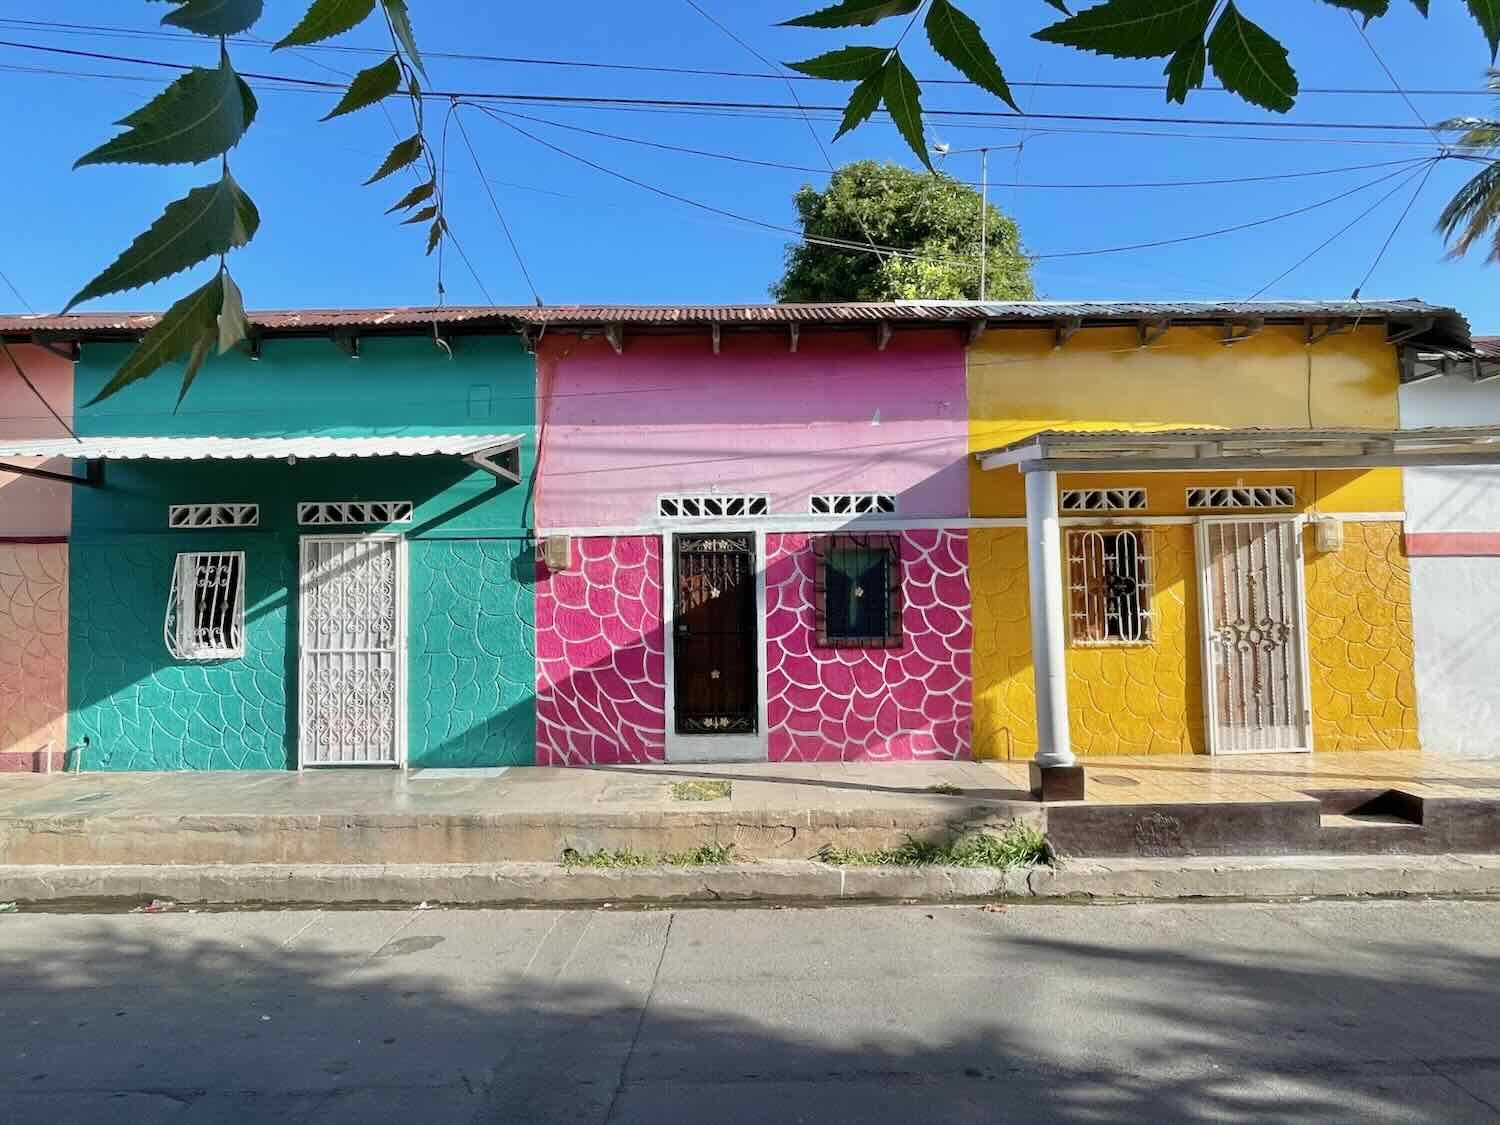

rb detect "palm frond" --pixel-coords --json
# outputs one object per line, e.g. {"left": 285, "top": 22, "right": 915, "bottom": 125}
{"left": 1437, "top": 160, "right": 1500, "bottom": 258}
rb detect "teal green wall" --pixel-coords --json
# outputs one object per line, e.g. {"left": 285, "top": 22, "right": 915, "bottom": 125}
{"left": 68, "top": 334, "right": 537, "bottom": 771}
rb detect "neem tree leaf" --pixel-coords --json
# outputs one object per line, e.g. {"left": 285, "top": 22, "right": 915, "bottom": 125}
{"left": 1469, "top": 0, "right": 1500, "bottom": 59}
{"left": 1408, "top": 0, "right": 1429, "bottom": 14}
{"left": 216, "top": 270, "right": 249, "bottom": 355}
{"left": 364, "top": 134, "right": 422, "bottom": 184}
{"left": 832, "top": 71, "right": 884, "bottom": 140}
{"left": 787, "top": 45, "right": 888, "bottom": 80}
{"left": 782, "top": 0, "right": 921, "bottom": 29}
{"left": 881, "top": 54, "right": 932, "bottom": 170}
{"left": 160, "top": 0, "right": 265, "bottom": 36}
{"left": 66, "top": 169, "right": 259, "bottom": 310}
{"left": 87, "top": 273, "right": 224, "bottom": 405}
{"left": 400, "top": 204, "right": 438, "bottom": 225}
{"left": 425, "top": 216, "right": 447, "bottom": 255}
{"left": 926, "top": 0, "right": 1018, "bottom": 111}
{"left": 1163, "top": 37, "right": 1207, "bottom": 103}
{"left": 382, "top": 0, "right": 427, "bottom": 77}
{"left": 76, "top": 49, "right": 257, "bottom": 167}
{"left": 1208, "top": 1, "right": 1298, "bottom": 113}
{"left": 1318, "top": 0, "right": 1389, "bottom": 19}
{"left": 1034, "top": 0, "right": 1216, "bottom": 58}
{"left": 276, "top": 0, "right": 377, "bottom": 48}
{"left": 322, "top": 55, "right": 401, "bottom": 120}
{"left": 386, "top": 178, "right": 435, "bottom": 213}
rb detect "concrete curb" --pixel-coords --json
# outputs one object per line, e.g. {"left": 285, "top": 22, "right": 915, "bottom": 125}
{"left": 4, "top": 854, "right": 1500, "bottom": 907}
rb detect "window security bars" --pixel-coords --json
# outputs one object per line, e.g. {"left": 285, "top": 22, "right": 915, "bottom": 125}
{"left": 813, "top": 533, "right": 903, "bottom": 648}
{"left": 1060, "top": 488, "right": 1147, "bottom": 513}
{"left": 1067, "top": 530, "right": 1152, "bottom": 646}
{"left": 658, "top": 493, "right": 769, "bottom": 519}
{"left": 1186, "top": 486, "right": 1296, "bottom": 511}
{"left": 298, "top": 501, "right": 415, "bottom": 526}
{"left": 168, "top": 504, "right": 259, "bottom": 529}
{"left": 164, "top": 552, "right": 245, "bottom": 661}
{"left": 809, "top": 492, "right": 898, "bottom": 516}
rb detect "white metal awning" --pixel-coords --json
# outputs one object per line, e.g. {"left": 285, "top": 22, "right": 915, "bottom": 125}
{"left": 974, "top": 426, "right": 1500, "bottom": 474}
{"left": 0, "top": 433, "right": 525, "bottom": 486}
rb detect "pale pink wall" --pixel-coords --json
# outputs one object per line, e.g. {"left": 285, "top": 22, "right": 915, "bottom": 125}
{"left": 0, "top": 542, "right": 68, "bottom": 769}
{"left": 535, "top": 331, "right": 967, "bottom": 527}
{"left": 766, "top": 530, "right": 972, "bottom": 762}
{"left": 0, "top": 344, "right": 74, "bottom": 536}
{"left": 535, "top": 535, "right": 667, "bottom": 765}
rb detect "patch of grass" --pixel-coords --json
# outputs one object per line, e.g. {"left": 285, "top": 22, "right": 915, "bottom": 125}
{"left": 925, "top": 783, "right": 965, "bottom": 796}
{"left": 670, "top": 779, "right": 732, "bottom": 802}
{"left": 561, "top": 842, "right": 743, "bottom": 868}
{"left": 818, "top": 823, "right": 1048, "bottom": 869}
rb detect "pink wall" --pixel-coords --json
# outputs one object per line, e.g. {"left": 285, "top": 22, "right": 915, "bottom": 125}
{"left": 535, "top": 331, "right": 967, "bottom": 527}
{"left": 535, "top": 535, "right": 667, "bottom": 765}
{"left": 0, "top": 542, "right": 68, "bottom": 769}
{"left": 0, "top": 344, "right": 74, "bottom": 537}
{"left": 766, "top": 530, "right": 971, "bottom": 761}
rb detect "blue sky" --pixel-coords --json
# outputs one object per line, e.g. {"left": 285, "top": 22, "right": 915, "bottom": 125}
{"left": 2, "top": 1, "right": 1500, "bottom": 330}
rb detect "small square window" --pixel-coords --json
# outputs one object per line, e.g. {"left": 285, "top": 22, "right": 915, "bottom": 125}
{"left": 813, "top": 534, "right": 902, "bottom": 648}
{"left": 166, "top": 552, "right": 245, "bottom": 660}
{"left": 1067, "top": 529, "right": 1152, "bottom": 646}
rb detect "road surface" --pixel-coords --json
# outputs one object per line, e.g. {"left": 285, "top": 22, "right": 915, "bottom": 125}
{"left": 2, "top": 899, "right": 1498, "bottom": 1123}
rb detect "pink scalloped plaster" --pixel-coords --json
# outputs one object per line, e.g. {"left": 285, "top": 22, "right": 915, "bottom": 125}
{"left": 766, "top": 530, "right": 971, "bottom": 761}
{"left": 536, "top": 535, "right": 666, "bottom": 765}
{"left": 0, "top": 543, "right": 68, "bottom": 767}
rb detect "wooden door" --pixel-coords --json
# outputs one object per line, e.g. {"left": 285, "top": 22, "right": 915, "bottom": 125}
{"left": 673, "top": 533, "right": 758, "bottom": 735}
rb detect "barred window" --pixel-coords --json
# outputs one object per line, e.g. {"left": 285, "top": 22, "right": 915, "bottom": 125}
{"left": 165, "top": 552, "right": 245, "bottom": 661}
{"left": 1067, "top": 530, "right": 1152, "bottom": 646}
{"left": 813, "top": 534, "right": 902, "bottom": 648}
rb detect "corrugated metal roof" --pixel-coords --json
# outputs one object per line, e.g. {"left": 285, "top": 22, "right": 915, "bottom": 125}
{"left": 0, "top": 434, "right": 522, "bottom": 461}
{"left": 1474, "top": 336, "right": 1500, "bottom": 358}
{"left": 0, "top": 298, "right": 1470, "bottom": 347}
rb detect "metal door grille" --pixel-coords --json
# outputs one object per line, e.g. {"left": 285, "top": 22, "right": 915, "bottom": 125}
{"left": 673, "top": 533, "right": 757, "bottom": 735}
{"left": 298, "top": 536, "right": 404, "bottom": 766}
{"left": 1197, "top": 518, "right": 1311, "bottom": 754}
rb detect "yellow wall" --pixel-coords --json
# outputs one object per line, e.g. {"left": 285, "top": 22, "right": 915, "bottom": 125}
{"left": 968, "top": 324, "right": 1402, "bottom": 518}
{"left": 968, "top": 324, "right": 1417, "bottom": 757}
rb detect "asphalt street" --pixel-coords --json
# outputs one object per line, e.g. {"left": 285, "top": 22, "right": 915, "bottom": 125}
{"left": 2, "top": 898, "right": 1498, "bottom": 1123}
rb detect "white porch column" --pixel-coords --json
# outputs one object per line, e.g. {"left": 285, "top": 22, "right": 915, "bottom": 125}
{"left": 1024, "top": 469, "right": 1075, "bottom": 767}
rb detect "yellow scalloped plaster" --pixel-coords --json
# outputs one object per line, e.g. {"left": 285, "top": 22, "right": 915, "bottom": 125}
{"left": 1305, "top": 520, "right": 1419, "bottom": 750}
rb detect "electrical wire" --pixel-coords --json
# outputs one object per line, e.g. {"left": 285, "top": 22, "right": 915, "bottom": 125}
{"left": 452, "top": 105, "right": 544, "bottom": 306}
{"left": 1350, "top": 158, "right": 1440, "bottom": 299}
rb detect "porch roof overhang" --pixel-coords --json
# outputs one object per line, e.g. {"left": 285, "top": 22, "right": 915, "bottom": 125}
{"left": 974, "top": 425, "right": 1500, "bottom": 474}
{"left": 0, "top": 432, "right": 526, "bottom": 487}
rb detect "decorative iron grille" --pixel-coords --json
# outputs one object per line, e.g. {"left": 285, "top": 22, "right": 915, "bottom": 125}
{"left": 658, "top": 493, "right": 769, "bottom": 519}
{"left": 297, "top": 501, "right": 415, "bottom": 526}
{"left": 168, "top": 504, "right": 259, "bottom": 529}
{"left": 164, "top": 552, "right": 245, "bottom": 660}
{"left": 1186, "top": 486, "right": 1296, "bottom": 511}
{"left": 813, "top": 533, "right": 903, "bottom": 648}
{"left": 1066, "top": 529, "right": 1152, "bottom": 646}
{"left": 809, "top": 492, "right": 898, "bottom": 515}
{"left": 1060, "top": 488, "right": 1147, "bottom": 513}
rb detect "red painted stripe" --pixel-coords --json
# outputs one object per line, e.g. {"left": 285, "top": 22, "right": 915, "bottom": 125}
{"left": 1405, "top": 531, "right": 1500, "bottom": 557}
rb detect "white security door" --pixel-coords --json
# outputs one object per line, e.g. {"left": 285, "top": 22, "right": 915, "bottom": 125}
{"left": 298, "top": 535, "right": 406, "bottom": 767}
{"left": 1196, "top": 517, "right": 1313, "bottom": 754}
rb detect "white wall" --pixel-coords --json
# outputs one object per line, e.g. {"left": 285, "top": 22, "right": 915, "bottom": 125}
{"left": 1401, "top": 374, "right": 1500, "bottom": 756}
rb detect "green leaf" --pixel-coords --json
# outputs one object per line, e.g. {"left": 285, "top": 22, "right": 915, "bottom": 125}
{"left": 925, "top": 0, "right": 1017, "bottom": 110}
{"left": 65, "top": 169, "right": 259, "bottom": 311}
{"left": 425, "top": 216, "right": 447, "bottom": 256}
{"left": 76, "top": 49, "right": 257, "bottom": 167}
{"left": 1163, "top": 37, "right": 1206, "bottom": 103}
{"left": 382, "top": 0, "right": 427, "bottom": 77}
{"left": 400, "top": 204, "right": 438, "bottom": 225}
{"left": 1409, "top": 0, "right": 1430, "bottom": 13}
{"left": 160, "top": 0, "right": 265, "bottom": 35}
{"left": 86, "top": 273, "right": 224, "bottom": 405}
{"left": 1469, "top": 0, "right": 1500, "bottom": 60}
{"left": 1319, "top": 0, "right": 1388, "bottom": 20}
{"left": 276, "top": 0, "right": 377, "bottom": 48}
{"left": 1041, "top": 0, "right": 1071, "bottom": 11}
{"left": 216, "top": 269, "right": 249, "bottom": 355}
{"left": 1207, "top": 1, "right": 1298, "bottom": 112}
{"left": 364, "top": 134, "right": 422, "bottom": 184}
{"left": 782, "top": 0, "right": 921, "bottom": 28}
{"left": 1034, "top": 0, "right": 1215, "bottom": 58}
{"left": 322, "top": 55, "right": 401, "bottom": 120}
{"left": 881, "top": 54, "right": 931, "bottom": 170}
{"left": 386, "top": 178, "right": 435, "bottom": 213}
{"left": 832, "top": 71, "right": 883, "bottom": 140}
{"left": 787, "top": 46, "right": 888, "bottom": 81}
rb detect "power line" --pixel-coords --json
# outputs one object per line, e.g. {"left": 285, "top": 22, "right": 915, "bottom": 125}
{"left": 1, "top": 15, "right": 1493, "bottom": 98}
{"left": 452, "top": 106, "right": 544, "bottom": 306}
{"left": 1350, "top": 158, "right": 1440, "bottom": 299}
{"left": 0, "top": 266, "right": 35, "bottom": 314}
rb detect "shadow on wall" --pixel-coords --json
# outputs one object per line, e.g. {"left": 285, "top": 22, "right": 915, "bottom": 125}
{"left": 0, "top": 912, "right": 1495, "bottom": 1123}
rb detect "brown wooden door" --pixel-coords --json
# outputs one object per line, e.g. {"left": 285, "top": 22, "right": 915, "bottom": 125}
{"left": 673, "top": 534, "right": 758, "bottom": 735}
